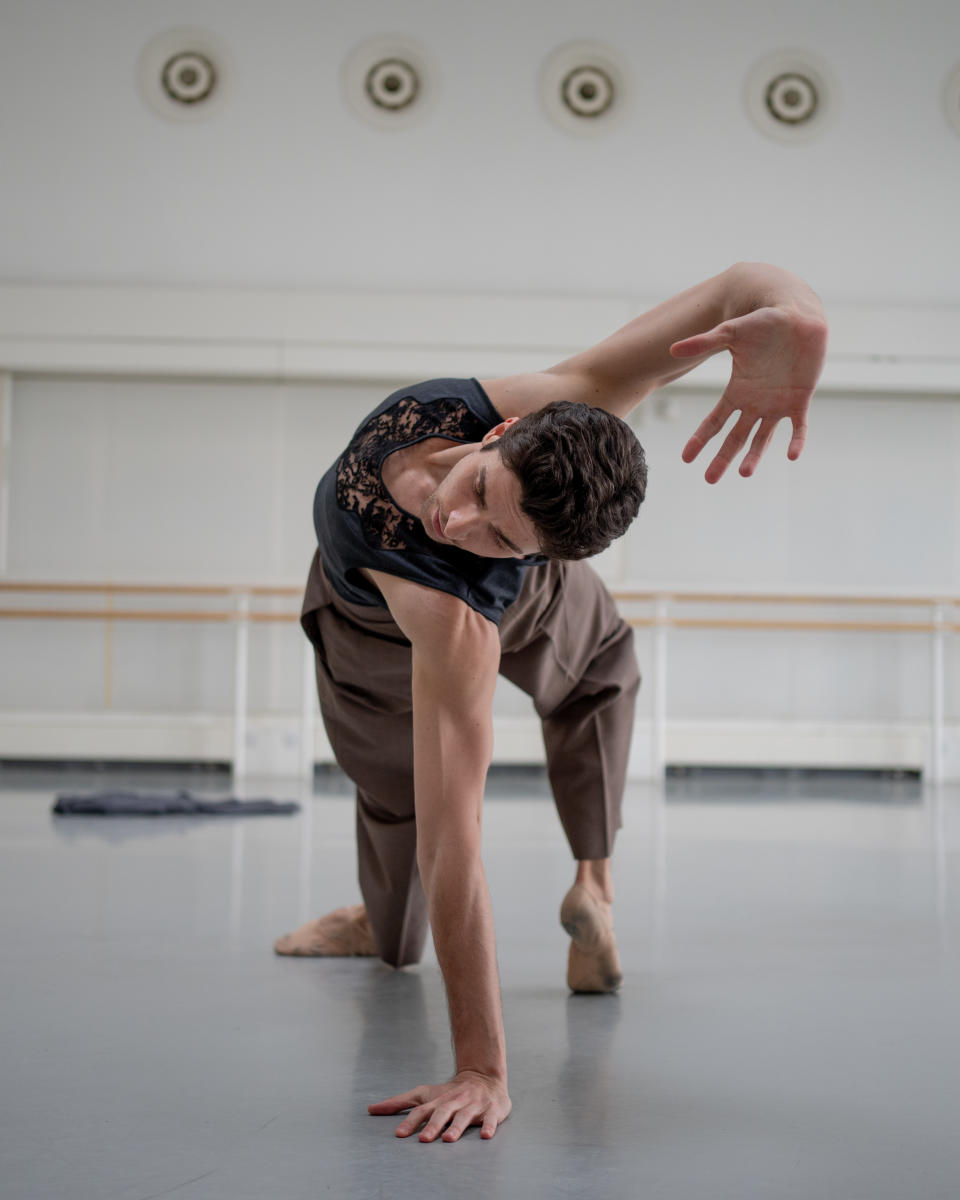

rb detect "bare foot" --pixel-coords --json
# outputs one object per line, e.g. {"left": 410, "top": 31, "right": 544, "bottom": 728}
{"left": 560, "top": 883, "right": 623, "bottom": 993}
{"left": 273, "top": 904, "right": 378, "bottom": 957}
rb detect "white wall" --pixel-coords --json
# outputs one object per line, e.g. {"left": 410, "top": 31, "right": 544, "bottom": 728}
{"left": 1, "top": 369, "right": 957, "bottom": 776}
{"left": 1, "top": 0, "right": 958, "bottom": 775}
{"left": 627, "top": 391, "right": 960, "bottom": 594}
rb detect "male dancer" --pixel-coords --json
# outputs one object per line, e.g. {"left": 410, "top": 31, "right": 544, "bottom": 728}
{"left": 274, "top": 262, "right": 829, "bottom": 1143}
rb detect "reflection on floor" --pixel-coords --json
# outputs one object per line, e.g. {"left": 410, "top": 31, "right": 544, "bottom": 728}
{"left": 1, "top": 764, "right": 958, "bottom": 1200}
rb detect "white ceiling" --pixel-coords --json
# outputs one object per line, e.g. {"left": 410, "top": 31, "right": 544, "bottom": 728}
{"left": 0, "top": 0, "right": 957, "bottom": 304}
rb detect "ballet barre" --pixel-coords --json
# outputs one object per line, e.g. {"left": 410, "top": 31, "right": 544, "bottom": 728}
{"left": 0, "top": 582, "right": 955, "bottom": 782}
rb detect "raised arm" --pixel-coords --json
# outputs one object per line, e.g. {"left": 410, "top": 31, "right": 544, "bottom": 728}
{"left": 482, "top": 261, "right": 828, "bottom": 482}
{"left": 364, "top": 571, "right": 512, "bottom": 1143}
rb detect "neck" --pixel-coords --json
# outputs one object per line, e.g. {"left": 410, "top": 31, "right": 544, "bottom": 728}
{"left": 425, "top": 440, "right": 478, "bottom": 478}
{"left": 382, "top": 438, "right": 480, "bottom": 514}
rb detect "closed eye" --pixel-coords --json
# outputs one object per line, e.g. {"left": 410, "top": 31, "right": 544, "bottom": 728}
{"left": 476, "top": 466, "right": 521, "bottom": 554}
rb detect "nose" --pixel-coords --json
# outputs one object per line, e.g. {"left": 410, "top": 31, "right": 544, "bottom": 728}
{"left": 444, "top": 506, "right": 476, "bottom": 542}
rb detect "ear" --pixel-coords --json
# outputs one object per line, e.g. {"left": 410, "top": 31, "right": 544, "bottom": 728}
{"left": 481, "top": 417, "right": 518, "bottom": 446}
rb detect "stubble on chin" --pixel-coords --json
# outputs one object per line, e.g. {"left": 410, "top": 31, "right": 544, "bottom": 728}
{"left": 420, "top": 491, "right": 439, "bottom": 539}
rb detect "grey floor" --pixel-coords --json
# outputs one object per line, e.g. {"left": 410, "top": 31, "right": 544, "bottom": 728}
{"left": 2, "top": 765, "right": 959, "bottom": 1200}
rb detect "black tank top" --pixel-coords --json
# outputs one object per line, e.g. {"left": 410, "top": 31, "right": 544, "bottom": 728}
{"left": 312, "top": 378, "right": 544, "bottom": 625}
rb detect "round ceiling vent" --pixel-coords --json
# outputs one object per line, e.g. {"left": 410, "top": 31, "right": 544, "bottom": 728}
{"left": 943, "top": 63, "right": 960, "bottom": 137}
{"left": 138, "top": 29, "right": 232, "bottom": 121}
{"left": 343, "top": 38, "right": 435, "bottom": 129}
{"left": 765, "top": 72, "right": 818, "bottom": 124}
{"left": 541, "top": 42, "right": 631, "bottom": 136}
{"left": 562, "top": 66, "right": 616, "bottom": 119}
{"left": 161, "top": 51, "right": 217, "bottom": 106}
{"left": 366, "top": 58, "right": 419, "bottom": 111}
{"left": 745, "top": 50, "right": 836, "bottom": 142}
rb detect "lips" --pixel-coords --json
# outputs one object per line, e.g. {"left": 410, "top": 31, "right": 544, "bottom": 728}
{"left": 432, "top": 509, "right": 445, "bottom": 540}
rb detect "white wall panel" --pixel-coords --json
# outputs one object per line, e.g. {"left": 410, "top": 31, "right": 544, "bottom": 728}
{"left": 663, "top": 629, "right": 932, "bottom": 723}
{"left": 6, "top": 376, "right": 388, "bottom": 581}
{"left": 109, "top": 623, "right": 236, "bottom": 714}
{"left": 624, "top": 391, "right": 960, "bottom": 593}
{"left": 2, "top": 621, "right": 107, "bottom": 711}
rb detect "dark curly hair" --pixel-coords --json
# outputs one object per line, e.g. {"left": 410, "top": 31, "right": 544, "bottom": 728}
{"left": 488, "top": 401, "right": 647, "bottom": 560}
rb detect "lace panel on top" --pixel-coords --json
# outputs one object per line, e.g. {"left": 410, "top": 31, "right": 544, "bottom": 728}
{"left": 335, "top": 395, "right": 482, "bottom": 550}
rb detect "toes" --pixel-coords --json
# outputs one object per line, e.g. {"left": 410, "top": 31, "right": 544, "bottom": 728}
{"left": 567, "top": 948, "right": 622, "bottom": 993}
{"left": 273, "top": 919, "right": 326, "bottom": 957}
{"left": 272, "top": 910, "right": 377, "bottom": 957}
{"left": 274, "top": 934, "right": 316, "bottom": 956}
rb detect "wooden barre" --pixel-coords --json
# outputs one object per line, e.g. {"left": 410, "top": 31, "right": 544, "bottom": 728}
{"left": 0, "top": 582, "right": 302, "bottom": 597}
{"left": 628, "top": 617, "right": 955, "bottom": 633}
{"left": 616, "top": 591, "right": 956, "bottom": 607}
{"left": 1, "top": 578, "right": 950, "bottom": 604}
{"left": 0, "top": 581, "right": 955, "bottom": 607}
{"left": 1, "top": 608, "right": 957, "bottom": 634}
{"left": 0, "top": 608, "right": 299, "bottom": 623}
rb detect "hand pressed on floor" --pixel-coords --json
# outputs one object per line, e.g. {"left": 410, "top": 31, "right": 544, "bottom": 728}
{"left": 369, "top": 1070, "right": 512, "bottom": 1143}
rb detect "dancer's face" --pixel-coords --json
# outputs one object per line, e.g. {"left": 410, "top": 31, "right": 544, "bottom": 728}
{"left": 420, "top": 436, "right": 540, "bottom": 560}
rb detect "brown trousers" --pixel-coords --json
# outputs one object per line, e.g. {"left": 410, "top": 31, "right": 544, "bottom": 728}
{"left": 300, "top": 551, "right": 639, "bottom": 967}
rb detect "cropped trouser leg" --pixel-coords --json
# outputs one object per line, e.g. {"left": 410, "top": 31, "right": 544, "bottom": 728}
{"left": 300, "top": 554, "right": 427, "bottom": 968}
{"left": 354, "top": 785, "right": 427, "bottom": 969}
{"left": 499, "top": 560, "right": 640, "bottom": 863}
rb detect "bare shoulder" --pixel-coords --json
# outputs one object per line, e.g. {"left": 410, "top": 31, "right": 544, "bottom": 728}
{"left": 363, "top": 569, "right": 500, "bottom": 666}
{"left": 479, "top": 369, "right": 592, "bottom": 419}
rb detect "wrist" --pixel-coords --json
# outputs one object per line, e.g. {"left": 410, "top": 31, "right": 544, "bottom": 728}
{"left": 455, "top": 1064, "right": 509, "bottom": 1088}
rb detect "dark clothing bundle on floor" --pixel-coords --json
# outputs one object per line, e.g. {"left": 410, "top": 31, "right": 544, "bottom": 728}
{"left": 52, "top": 791, "right": 300, "bottom": 816}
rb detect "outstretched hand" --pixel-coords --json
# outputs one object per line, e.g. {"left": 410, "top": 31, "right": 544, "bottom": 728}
{"left": 369, "top": 1070, "right": 512, "bottom": 1143}
{"left": 670, "top": 305, "right": 828, "bottom": 483}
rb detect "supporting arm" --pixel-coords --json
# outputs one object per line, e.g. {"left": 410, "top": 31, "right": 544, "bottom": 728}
{"left": 364, "top": 571, "right": 512, "bottom": 1143}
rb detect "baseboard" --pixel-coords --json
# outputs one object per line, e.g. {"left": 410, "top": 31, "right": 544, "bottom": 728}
{"left": 0, "top": 711, "right": 953, "bottom": 780}
{"left": 642, "top": 719, "right": 933, "bottom": 776}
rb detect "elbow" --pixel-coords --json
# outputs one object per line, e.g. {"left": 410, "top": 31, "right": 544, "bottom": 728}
{"left": 727, "top": 259, "right": 786, "bottom": 275}
{"left": 727, "top": 262, "right": 828, "bottom": 329}
{"left": 725, "top": 261, "right": 792, "bottom": 294}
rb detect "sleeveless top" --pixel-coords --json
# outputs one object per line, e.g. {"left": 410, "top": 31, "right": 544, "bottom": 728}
{"left": 312, "top": 378, "right": 545, "bottom": 625}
